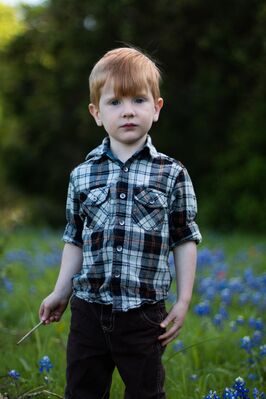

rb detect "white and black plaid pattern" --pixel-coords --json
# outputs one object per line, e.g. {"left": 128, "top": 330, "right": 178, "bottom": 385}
{"left": 63, "top": 136, "right": 202, "bottom": 311}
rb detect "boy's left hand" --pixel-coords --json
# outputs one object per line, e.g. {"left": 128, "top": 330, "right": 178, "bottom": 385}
{"left": 158, "top": 301, "right": 189, "bottom": 346}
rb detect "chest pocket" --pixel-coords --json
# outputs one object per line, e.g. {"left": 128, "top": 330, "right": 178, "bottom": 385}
{"left": 79, "top": 186, "right": 110, "bottom": 230}
{"left": 132, "top": 188, "right": 168, "bottom": 231}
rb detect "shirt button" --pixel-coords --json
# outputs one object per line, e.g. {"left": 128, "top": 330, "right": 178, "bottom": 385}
{"left": 116, "top": 245, "right": 123, "bottom": 252}
{"left": 123, "top": 166, "right": 129, "bottom": 172}
{"left": 119, "top": 220, "right": 125, "bottom": 226}
{"left": 120, "top": 193, "right": 126, "bottom": 199}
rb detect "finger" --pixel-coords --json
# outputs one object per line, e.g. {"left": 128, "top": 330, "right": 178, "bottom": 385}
{"left": 41, "top": 305, "right": 52, "bottom": 323}
{"left": 158, "top": 324, "right": 182, "bottom": 344}
{"left": 159, "top": 326, "right": 181, "bottom": 346}
{"left": 160, "top": 315, "right": 174, "bottom": 328}
{"left": 158, "top": 324, "right": 178, "bottom": 340}
{"left": 161, "top": 331, "right": 180, "bottom": 346}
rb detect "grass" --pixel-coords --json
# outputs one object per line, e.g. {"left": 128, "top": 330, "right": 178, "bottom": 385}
{"left": 0, "top": 227, "right": 265, "bottom": 398}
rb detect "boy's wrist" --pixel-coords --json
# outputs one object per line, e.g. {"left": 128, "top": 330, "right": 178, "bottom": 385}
{"left": 176, "top": 297, "right": 191, "bottom": 307}
{"left": 53, "top": 288, "right": 72, "bottom": 301}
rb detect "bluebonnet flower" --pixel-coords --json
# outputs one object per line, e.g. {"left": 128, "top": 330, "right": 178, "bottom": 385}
{"left": 205, "top": 286, "right": 217, "bottom": 300}
{"left": 173, "top": 340, "right": 184, "bottom": 352}
{"left": 236, "top": 316, "right": 245, "bottom": 326}
{"left": 8, "top": 369, "right": 20, "bottom": 380}
{"left": 39, "top": 355, "right": 53, "bottom": 373}
{"left": 203, "top": 390, "right": 221, "bottom": 399}
{"left": 197, "top": 248, "right": 214, "bottom": 267}
{"left": 167, "top": 291, "right": 176, "bottom": 304}
{"left": 220, "top": 288, "right": 232, "bottom": 305}
{"left": 189, "top": 373, "right": 198, "bottom": 381}
{"left": 203, "top": 377, "right": 265, "bottom": 399}
{"left": 2, "top": 277, "right": 13, "bottom": 293}
{"left": 213, "top": 314, "right": 223, "bottom": 328}
{"left": 249, "top": 318, "right": 264, "bottom": 331}
{"left": 222, "top": 388, "right": 237, "bottom": 399}
{"left": 233, "top": 377, "right": 249, "bottom": 398}
{"left": 240, "top": 336, "right": 253, "bottom": 353}
{"left": 248, "top": 373, "right": 258, "bottom": 381}
{"left": 259, "top": 344, "right": 266, "bottom": 357}
{"left": 251, "top": 331, "right": 263, "bottom": 346}
{"left": 253, "top": 388, "right": 266, "bottom": 399}
{"left": 251, "top": 292, "right": 262, "bottom": 305}
{"left": 194, "top": 300, "right": 211, "bottom": 316}
{"left": 230, "top": 321, "right": 238, "bottom": 332}
{"left": 219, "top": 305, "right": 229, "bottom": 319}
{"left": 239, "top": 293, "right": 249, "bottom": 306}
{"left": 228, "top": 277, "right": 244, "bottom": 293}
{"left": 5, "top": 249, "right": 33, "bottom": 266}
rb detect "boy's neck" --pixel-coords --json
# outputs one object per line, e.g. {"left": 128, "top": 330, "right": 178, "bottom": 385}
{"left": 109, "top": 135, "right": 147, "bottom": 164}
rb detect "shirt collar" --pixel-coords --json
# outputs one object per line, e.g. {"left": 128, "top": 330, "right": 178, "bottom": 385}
{"left": 85, "top": 134, "right": 159, "bottom": 161}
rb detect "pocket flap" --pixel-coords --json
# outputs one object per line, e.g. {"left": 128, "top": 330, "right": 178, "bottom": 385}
{"left": 80, "top": 186, "right": 109, "bottom": 206}
{"left": 134, "top": 188, "right": 168, "bottom": 208}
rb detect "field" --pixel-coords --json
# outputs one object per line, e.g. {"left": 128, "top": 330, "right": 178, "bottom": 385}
{"left": 0, "top": 228, "right": 265, "bottom": 398}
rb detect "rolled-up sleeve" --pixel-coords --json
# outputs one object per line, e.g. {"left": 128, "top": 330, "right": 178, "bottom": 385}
{"left": 62, "top": 171, "right": 84, "bottom": 247}
{"left": 169, "top": 168, "right": 202, "bottom": 248}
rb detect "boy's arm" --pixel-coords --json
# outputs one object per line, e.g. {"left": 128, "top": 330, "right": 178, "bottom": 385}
{"left": 39, "top": 243, "right": 83, "bottom": 324}
{"left": 158, "top": 241, "right": 197, "bottom": 346}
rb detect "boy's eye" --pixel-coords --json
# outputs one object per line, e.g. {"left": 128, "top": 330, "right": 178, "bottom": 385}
{"left": 110, "top": 99, "right": 120, "bottom": 106}
{"left": 134, "top": 97, "right": 146, "bottom": 104}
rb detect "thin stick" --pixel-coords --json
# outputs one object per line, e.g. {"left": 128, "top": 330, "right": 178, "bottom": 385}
{"left": 17, "top": 321, "right": 43, "bottom": 345}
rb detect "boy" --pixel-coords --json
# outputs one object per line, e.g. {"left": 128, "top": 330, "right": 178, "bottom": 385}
{"left": 39, "top": 47, "right": 202, "bottom": 399}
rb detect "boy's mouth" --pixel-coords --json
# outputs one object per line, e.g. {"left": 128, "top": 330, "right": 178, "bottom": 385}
{"left": 121, "top": 123, "right": 137, "bottom": 128}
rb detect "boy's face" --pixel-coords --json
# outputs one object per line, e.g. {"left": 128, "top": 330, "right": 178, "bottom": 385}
{"left": 89, "top": 81, "right": 163, "bottom": 148}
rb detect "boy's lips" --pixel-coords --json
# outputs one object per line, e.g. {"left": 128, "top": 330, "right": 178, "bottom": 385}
{"left": 120, "top": 123, "right": 137, "bottom": 128}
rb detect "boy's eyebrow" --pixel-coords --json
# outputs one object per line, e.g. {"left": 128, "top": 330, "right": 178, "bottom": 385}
{"left": 103, "top": 92, "right": 149, "bottom": 101}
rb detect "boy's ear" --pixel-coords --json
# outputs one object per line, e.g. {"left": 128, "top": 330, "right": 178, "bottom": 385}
{"left": 88, "top": 103, "right": 102, "bottom": 126}
{"left": 153, "top": 97, "right": 164, "bottom": 122}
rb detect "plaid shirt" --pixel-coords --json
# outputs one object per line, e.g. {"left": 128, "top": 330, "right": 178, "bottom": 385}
{"left": 63, "top": 135, "right": 201, "bottom": 311}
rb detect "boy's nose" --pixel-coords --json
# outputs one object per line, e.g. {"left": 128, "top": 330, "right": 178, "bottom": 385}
{"left": 122, "top": 102, "right": 135, "bottom": 117}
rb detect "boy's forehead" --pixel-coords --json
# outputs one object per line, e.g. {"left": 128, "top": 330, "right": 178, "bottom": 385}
{"left": 100, "top": 80, "right": 151, "bottom": 99}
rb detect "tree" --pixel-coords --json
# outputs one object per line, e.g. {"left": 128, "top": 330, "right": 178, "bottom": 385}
{"left": 0, "top": 0, "right": 265, "bottom": 229}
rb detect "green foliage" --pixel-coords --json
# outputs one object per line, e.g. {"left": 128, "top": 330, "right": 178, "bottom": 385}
{"left": 0, "top": 0, "right": 266, "bottom": 230}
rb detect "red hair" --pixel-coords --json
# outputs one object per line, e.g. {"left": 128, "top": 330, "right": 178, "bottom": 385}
{"left": 89, "top": 47, "right": 161, "bottom": 106}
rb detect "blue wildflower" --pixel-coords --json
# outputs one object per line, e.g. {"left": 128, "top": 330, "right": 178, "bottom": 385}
{"left": 222, "top": 388, "right": 237, "bottom": 399}
{"left": 251, "top": 292, "right": 262, "bottom": 305}
{"left": 2, "top": 277, "right": 13, "bottom": 293}
{"left": 252, "top": 331, "right": 263, "bottom": 346}
{"left": 239, "top": 293, "right": 249, "bottom": 306}
{"left": 220, "top": 288, "right": 232, "bottom": 305}
{"left": 230, "top": 321, "right": 238, "bottom": 332}
{"left": 197, "top": 248, "right": 214, "bottom": 267}
{"left": 259, "top": 344, "right": 266, "bottom": 357}
{"left": 249, "top": 318, "right": 264, "bottom": 331}
{"left": 236, "top": 315, "right": 245, "bottom": 326}
{"left": 233, "top": 377, "right": 249, "bottom": 398}
{"left": 248, "top": 373, "right": 258, "bottom": 381}
{"left": 39, "top": 355, "right": 53, "bottom": 373}
{"left": 213, "top": 314, "right": 223, "bottom": 328}
{"left": 189, "top": 373, "right": 198, "bottom": 381}
{"left": 240, "top": 336, "right": 253, "bottom": 353}
{"left": 219, "top": 305, "right": 229, "bottom": 319}
{"left": 203, "top": 390, "right": 221, "bottom": 399}
{"left": 194, "top": 300, "right": 211, "bottom": 316}
{"left": 228, "top": 277, "right": 244, "bottom": 293}
{"left": 8, "top": 369, "right": 20, "bottom": 380}
{"left": 173, "top": 340, "right": 184, "bottom": 352}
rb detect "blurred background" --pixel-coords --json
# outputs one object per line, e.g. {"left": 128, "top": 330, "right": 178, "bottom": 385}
{"left": 0, "top": 0, "right": 265, "bottom": 232}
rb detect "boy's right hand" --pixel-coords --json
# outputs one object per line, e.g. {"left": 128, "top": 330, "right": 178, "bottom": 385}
{"left": 39, "top": 292, "right": 69, "bottom": 324}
